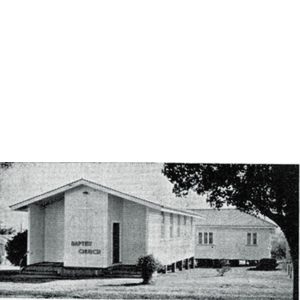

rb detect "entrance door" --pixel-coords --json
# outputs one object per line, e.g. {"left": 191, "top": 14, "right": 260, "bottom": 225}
{"left": 112, "top": 223, "right": 120, "bottom": 264}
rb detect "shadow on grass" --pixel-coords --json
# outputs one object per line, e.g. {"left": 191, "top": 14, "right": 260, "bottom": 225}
{"left": 103, "top": 282, "right": 145, "bottom": 287}
{"left": 0, "top": 275, "right": 60, "bottom": 284}
{"left": 247, "top": 267, "right": 280, "bottom": 271}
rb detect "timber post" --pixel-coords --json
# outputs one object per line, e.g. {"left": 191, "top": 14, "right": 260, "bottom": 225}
{"left": 185, "top": 258, "right": 189, "bottom": 269}
{"left": 178, "top": 260, "right": 183, "bottom": 271}
{"left": 171, "top": 262, "right": 176, "bottom": 273}
{"left": 190, "top": 257, "right": 195, "bottom": 269}
{"left": 162, "top": 265, "right": 167, "bottom": 274}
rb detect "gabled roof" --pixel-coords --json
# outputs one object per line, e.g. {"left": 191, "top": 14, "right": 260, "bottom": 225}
{"left": 10, "top": 178, "right": 203, "bottom": 219}
{"left": 190, "top": 209, "right": 277, "bottom": 228}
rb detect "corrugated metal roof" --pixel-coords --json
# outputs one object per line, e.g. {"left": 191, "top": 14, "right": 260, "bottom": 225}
{"left": 190, "top": 209, "right": 277, "bottom": 228}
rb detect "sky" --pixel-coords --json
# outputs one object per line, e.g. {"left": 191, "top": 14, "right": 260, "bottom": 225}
{"left": 0, "top": 162, "right": 209, "bottom": 231}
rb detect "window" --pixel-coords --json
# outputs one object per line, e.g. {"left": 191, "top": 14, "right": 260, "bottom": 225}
{"left": 177, "top": 215, "right": 180, "bottom": 237}
{"left": 170, "top": 213, "right": 173, "bottom": 238}
{"left": 204, "top": 232, "right": 208, "bottom": 244}
{"left": 209, "top": 232, "right": 213, "bottom": 244}
{"left": 161, "top": 212, "right": 165, "bottom": 239}
{"left": 198, "top": 232, "right": 213, "bottom": 244}
{"left": 198, "top": 232, "right": 203, "bottom": 244}
{"left": 247, "top": 233, "right": 257, "bottom": 245}
{"left": 253, "top": 233, "right": 257, "bottom": 245}
{"left": 247, "top": 233, "right": 251, "bottom": 245}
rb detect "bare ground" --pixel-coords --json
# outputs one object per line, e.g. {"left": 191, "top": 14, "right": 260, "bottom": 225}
{"left": 0, "top": 267, "right": 293, "bottom": 299}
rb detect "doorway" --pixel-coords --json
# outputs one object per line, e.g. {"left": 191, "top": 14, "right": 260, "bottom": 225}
{"left": 112, "top": 222, "right": 120, "bottom": 264}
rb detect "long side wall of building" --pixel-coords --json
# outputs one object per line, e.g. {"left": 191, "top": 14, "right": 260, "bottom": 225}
{"left": 28, "top": 204, "right": 45, "bottom": 265}
{"left": 195, "top": 226, "right": 272, "bottom": 260}
{"left": 147, "top": 209, "right": 195, "bottom": 265}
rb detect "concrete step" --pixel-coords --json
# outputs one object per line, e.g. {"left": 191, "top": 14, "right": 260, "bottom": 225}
{"left": 22, "top": 270, "right": 59, "bottom": 275}
{"left": 22, "top": 263, "right": 142, "bottom": 278}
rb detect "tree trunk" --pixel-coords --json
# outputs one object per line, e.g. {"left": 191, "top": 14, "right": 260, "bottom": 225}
{"left": 282, "top": 225, "right": 298, "bottom": 300}
{"left": 289, "top": 241, "right": 298, "bottom": 300}
{"left": 292, "top": 255, "right": 298, "bottom": 300}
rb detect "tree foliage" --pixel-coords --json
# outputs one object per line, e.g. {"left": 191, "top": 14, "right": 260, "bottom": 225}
{"left": 162, "top": 163, "right": 299, "bottom": 299}
{"left": 0, "top": 227, "right": 15, "bottom": 235}
{"left": 5, "top": 230, "right": 27, "bottom": 267}
{"left": 0, "top": 163, "right": 13, "bottom": 170}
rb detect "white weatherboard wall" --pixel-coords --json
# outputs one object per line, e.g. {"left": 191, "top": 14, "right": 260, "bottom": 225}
{"left": 122, "top": 200, "right": 147, "bottom": 264}
{"left": 44, "top": 200, "right": 64, "bottom": 262}
{"left": 147, "top": 210, "right": 195, "bottom": 265}
{"left": 64, "top": 186, "right": 108, "bottom": 268}
{"left": 28, "top": 204, "right": 45, "bottom": 265}
{"left": 195, "top": 227, "right": 273, "bottom": 260}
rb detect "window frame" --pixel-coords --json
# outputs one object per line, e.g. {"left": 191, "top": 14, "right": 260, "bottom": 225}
{"left": 247, "top": 232, "right": 258, "bottom": 246}
{"left": 209, "top": 232, "right": 213, "bottom": 244}
{"left": 198, "top": 232, "right": 203, "bottom": 244}
{"left": 198, "top": 231, "right": 213, "bottom": 245}
{"left": 170, "top": 213, "right": 174, "bottom": 239}
{"left": 161, "top": 211, "right": 165, "bottom": 239}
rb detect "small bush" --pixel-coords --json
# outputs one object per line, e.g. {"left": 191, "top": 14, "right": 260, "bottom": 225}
{"left": 5, "top": 230, "right": 27, "bottom": 267}
{"left": 137, "top": 255, "right": 161, "bottom": 284}
{"left": 256, "top": 258, "right": 278, "bottom": 271}
{"left": 216, "top": 259, "right": 231, "bottom": 276}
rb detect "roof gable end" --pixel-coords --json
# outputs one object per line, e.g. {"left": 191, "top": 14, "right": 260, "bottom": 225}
{"left": 10, "top": 178, "right": 203, "bottom": 219}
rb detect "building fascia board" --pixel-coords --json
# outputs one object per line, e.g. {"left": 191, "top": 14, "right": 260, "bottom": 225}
{"left": 195, "top": 224, "right": 277, "bottom": 229}
{"left": 161, "top": 208, "right": 203, "bottom": 218}
{"left": 10, "top": 178, "right": 203, "bottom": 219}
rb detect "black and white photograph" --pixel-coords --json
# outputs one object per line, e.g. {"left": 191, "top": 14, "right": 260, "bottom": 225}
{"left": 1, "top": 0, "right": 299, "bottom": 299}
{"left": 0, "top": 163, "right": 298, "bottom": 299}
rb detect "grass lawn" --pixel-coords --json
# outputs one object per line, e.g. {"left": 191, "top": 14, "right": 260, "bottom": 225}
{"left": 0, "top": 267, "right": 292, "bottom": 299}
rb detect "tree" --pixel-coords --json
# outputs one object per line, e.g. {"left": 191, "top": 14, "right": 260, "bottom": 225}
{"left": 5, "top": 230, "right": 27, "bottom": 267}
{"left": 162, "top": 164, "right": 299, "bottom": 300}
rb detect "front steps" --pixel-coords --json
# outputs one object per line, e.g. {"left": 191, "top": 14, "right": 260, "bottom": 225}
{"left": 22, "top": 257, "right": 196, "bottom": 278}
{"left": 23, "top": 262, "right": 63, "bottom": 276}
{"left": 22, "top": 262, "right": 142, "bottom": 278}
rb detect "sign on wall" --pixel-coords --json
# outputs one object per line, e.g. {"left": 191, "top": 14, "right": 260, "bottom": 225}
{"left": 71, "top": 241, "right": 101, "bottom": 254}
